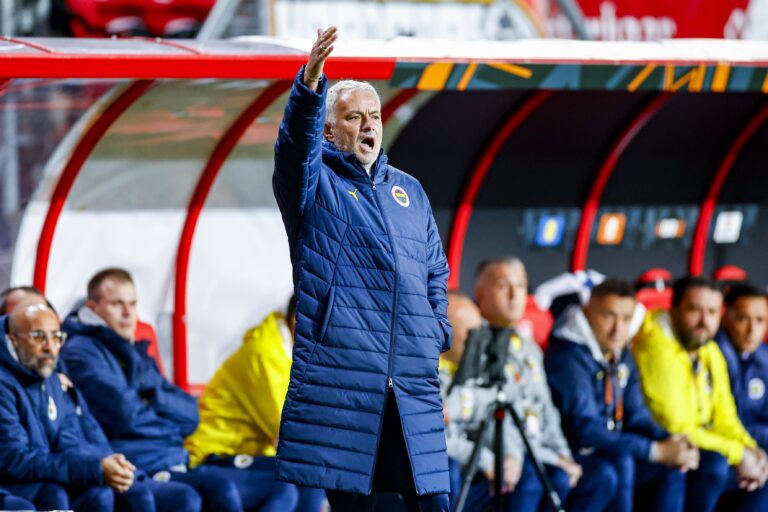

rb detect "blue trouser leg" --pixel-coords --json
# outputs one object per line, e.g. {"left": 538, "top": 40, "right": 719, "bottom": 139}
{"left": 717, "top": 458, "right": 768, "bottom": 512}
{"left": 69, "top": 486, "right": 114, "bottom": 512}
{"left": 600, "top": 451, "right": 686, "bottom": 512}
{"left": 6, "top": 482, "right": 69, "bottom": 510}
{"left": 192, "top": 460, "right": 299, "bottom": 512}
{"left": 635, "top": 459, "right": 686, "bottom": 512}
{"left": 297, "top": 486, "right": 327, "bottom": 512}
{"left": 460, "top": 460, "right": 569, "bottom": 512}
{"left": 448, "top": 458, "right": 462, "bottom": 511}
{"left": 0, "top": 493, "right": 35, "bottom": 511}
{"left": 144, "top": 478, "right": 202, "bottom": 512}
{"left": 171, "top": 468, "right": 241, "bottom": 512}
{"left": 115, "top": 479, "right": 156, "bottom": 512}
{"left": 685, "top": 450, "right": 730, "bottom": 512}
{"left": 569, "top": 455, "right": 618, "bottom": 512}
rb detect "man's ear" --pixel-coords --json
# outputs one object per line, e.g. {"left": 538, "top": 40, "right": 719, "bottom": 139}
{"left": 323, "top": 122, "right": 333, "bottom": 142}
{"left": 85, "top": 299, "right": 97, "bottom": 310}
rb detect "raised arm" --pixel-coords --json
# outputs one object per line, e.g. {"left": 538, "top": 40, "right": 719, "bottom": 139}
{"left": 273, "top": 27, "right": 338, "bottom": 226}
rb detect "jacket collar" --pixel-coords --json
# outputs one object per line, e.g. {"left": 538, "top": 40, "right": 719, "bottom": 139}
{"left": 321, "top": 140, "right": 390, "bottom": 185}
{"left": 552, "top": 304, "right": 612, "bottom": 364}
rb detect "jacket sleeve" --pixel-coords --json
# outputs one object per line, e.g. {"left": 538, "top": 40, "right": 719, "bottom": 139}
{"left": 425, "top": 200, "right": 452, "bottom": 352}
{"left": 622, "top": 355, "right": 669, "bottom": 443}
{"left": 532, "top": 347, "right": 572, "bottom": 462}
{"left": 546, "top": 350, "right": 654, "bottom": 461}
{"left": 272, "top": 66, "right": 327, "bottom": 227}
{"left": 746, "top": 424, "right": 768, "bottom": 451}
{"left": 710, "top": 346, "right": 757, "bottom": 460}
{"left": 634, "top": 334, "right": 752, "bottom": 465}
{"left": 150, "top": 370, "right": 199, "bottom": 438}
{"left": 0, "top": 382, "right": 103, "bottom": 486}
{"left": 61, "top": 341, "right": 183, "bottom": 441}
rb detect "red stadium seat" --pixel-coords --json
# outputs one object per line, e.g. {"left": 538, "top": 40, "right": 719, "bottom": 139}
{"left": 712, "top": 264, "right": 748, "bottom": 283}
{"left": 635, "top": 268, "right": 673, "bottom": 311}
{"left": 519, "top": 295, "right": 554, "bottom": 350}
{"left": 135, "top": 320, "right": 165, "bottom": 376}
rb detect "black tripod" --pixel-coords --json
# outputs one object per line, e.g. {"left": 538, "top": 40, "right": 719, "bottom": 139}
{"left": 451, "top": 327, "right": 565, "bottom": 512}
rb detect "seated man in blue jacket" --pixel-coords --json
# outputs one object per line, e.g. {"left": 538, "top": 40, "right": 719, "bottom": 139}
{"left": 60, "top": 267, "right": 245, "bottom": 512}
{"left": 717, "top": 283, "right": 768, "bottom": 451}
{"left": 546, "top": 278, "right": 699, "bottom": 512}
{"left": 0, "top": 303, "right": 126, "bottom": 511}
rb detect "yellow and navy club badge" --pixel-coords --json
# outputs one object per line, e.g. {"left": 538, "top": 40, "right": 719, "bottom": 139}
{"left": 391, "top": 185, "right": 410, "bottom": 207}
{"left": 749, "top": 378, "right": 765, "bottom": 400}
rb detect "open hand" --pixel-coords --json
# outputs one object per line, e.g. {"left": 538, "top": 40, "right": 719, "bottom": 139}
{"left": 303, "top": 26, "right": 338, "bottom": 90}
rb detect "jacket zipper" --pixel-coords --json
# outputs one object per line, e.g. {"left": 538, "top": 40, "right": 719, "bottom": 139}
{"left": 367, "top": 168, "right": 403, "bottom": 493}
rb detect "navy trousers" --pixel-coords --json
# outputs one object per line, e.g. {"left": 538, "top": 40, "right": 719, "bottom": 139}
{"left": 595, "top": 451, "right": 686, "bottom": 512}
{"left": 195, "top": 457, "right": 303, "bottom": 511}
{"left": 326, "top": 390, "right": 451, "bottom": 512}
{"left": 463, "top": 455, "right": 617, "bottom": 512}
{"left": 6, "top": 482, "right": 113, "bottom": 511}
{"left": 685, "top": 449, "right": 768, "bottom": 512}
{"left": 0, "top": 489, "right": 34, "bottom": 511}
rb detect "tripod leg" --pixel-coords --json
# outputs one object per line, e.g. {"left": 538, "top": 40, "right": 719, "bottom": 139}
{"left": 454, "top": 414, "right": 493, "bottom": 512}
{"left": 494, "top": 406, "right": 504, "bottom": 512}
{"left": 504, "top": 404, "right": 565, "bottom": 512}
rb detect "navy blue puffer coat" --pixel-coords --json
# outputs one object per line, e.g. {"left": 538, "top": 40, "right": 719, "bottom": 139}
{"left": 273, "top": 68, "right": 452, "bottom": 495}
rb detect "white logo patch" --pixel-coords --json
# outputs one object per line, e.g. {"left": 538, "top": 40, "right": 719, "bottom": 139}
{"left": 234, "top": 454, "right": 254, "bottom": 469}
{"left": 47, "top": 396, "right": 57, "bottom": 421}
{"left": 749, "top": 378, "right": 765, "bottom": 400}
{"left": 153, "top": 471, "right": 171, "bottom": 482}
{"left": 391, "top": 185, "right": 410, "bottom": 207}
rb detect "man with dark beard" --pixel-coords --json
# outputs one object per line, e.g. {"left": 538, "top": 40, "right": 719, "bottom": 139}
{"left": 633, "top": 276, "right": 768, "bottom": 512}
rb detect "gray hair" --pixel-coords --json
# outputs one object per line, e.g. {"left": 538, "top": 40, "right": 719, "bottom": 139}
{"left": 325, "top": 80, "right": 381, "bottom": 125}
{"left": 475, "top": 256, "right": 526, "bottom": 278}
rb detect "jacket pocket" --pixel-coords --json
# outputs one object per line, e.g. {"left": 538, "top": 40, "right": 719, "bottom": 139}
{"left": 317, "top": 285, "right": 337, "bottom": 345}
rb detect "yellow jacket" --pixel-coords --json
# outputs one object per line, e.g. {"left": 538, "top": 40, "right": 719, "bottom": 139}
{"left": 633, "top": 310, "right": 755, "bottom": 465}
{"left": 185, "top": 312, "right": 292, "bottom": 467}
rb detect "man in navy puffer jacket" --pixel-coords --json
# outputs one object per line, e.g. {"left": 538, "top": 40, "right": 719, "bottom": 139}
{"left": 273, "top": 26, "right": 452, "bottom": 511}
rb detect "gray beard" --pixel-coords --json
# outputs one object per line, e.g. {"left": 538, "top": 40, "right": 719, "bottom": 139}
{"left": 15, "top": 344, "right": 55, "bottom": 378}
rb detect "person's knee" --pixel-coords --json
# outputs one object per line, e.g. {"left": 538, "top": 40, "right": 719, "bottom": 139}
{"left": 201, "top": 477, "right": 242, "bottom": 512}
{"left": 35, "top": 483, "right": 69, "bottom": 509}
{"left": 591, "top": 459, "right": 620, "bottom": 498}
{"left": 696, "top": 450, "right": 730, "bottom": 485}
{"left": 271, "top": 481, "right": 300, "bottom": 510}
{"left": 171, "top": 485, "right": 203, "bottom": 512}
{"left": 77, "top": 486, "right": 115, "bottom": 512}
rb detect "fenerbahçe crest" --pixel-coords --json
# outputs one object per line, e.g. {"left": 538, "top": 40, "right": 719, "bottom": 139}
{"left": 391, "top": 185, "right": 410, "bottom": 207}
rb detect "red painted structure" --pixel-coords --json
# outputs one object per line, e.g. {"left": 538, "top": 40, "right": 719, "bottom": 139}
{"left": 689, "top": 104, "right": 768, "bottom": 275}
{"left": 570, "top": 93, "right": 671, "bottom": 272}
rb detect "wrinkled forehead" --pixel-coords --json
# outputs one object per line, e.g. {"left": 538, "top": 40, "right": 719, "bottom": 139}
{"left": 336, "top": 89, "right": 381, "bottom": 111}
